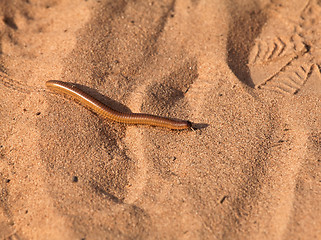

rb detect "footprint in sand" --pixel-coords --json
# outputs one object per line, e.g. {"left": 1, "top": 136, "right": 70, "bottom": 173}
{"left": 247, "top": 0, "right": 321, "bottom": 95}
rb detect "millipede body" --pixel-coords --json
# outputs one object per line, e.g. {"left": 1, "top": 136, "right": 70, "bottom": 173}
{"left": 46, "top": 80, "right": 192, "bottom": 130}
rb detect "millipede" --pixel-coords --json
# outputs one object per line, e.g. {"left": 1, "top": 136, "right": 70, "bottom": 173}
{"left": 46, "top": 80, "right": 192, "bottom": 130}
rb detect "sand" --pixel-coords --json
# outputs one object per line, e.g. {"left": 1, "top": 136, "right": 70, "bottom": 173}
{"left": 0, "top": 0, "right": 320, "bottom": 239}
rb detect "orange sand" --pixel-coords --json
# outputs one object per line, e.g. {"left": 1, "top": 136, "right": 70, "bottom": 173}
{"left": 1, "top": 0, "right": 320, "bottom": 239}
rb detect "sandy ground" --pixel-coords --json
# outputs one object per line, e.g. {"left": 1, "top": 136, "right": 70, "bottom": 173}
{"left": 0, "top": 0, "right": 321, "bottom": 239}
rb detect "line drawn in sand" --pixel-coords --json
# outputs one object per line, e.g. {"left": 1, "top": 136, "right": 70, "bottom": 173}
{"left": 248, "top": 0, "right": 321, "bottom": 95}
{"left": 0, "top": 70, "right": 47, "bottom": 94}
{"left": 0, "top": 71, "right": 32, "bottom": 94}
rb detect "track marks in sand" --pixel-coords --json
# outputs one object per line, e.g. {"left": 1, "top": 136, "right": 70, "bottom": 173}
{"left": 0, "top": 72, "right": 32, "bottom": 94}
{"left": 0, "top": 71, "right": 48, "bottom": 94}
{"left": 257, "top": 59, "right": 318, "bottom": 95}
{"left": 248, "top": 35, "right": 305, "bottom": 66}
{"left": 247, "top": 0, "right": 321, "bottom": 95}
{"left": 228, "top": 0, "right": 321, "bottom": 95}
